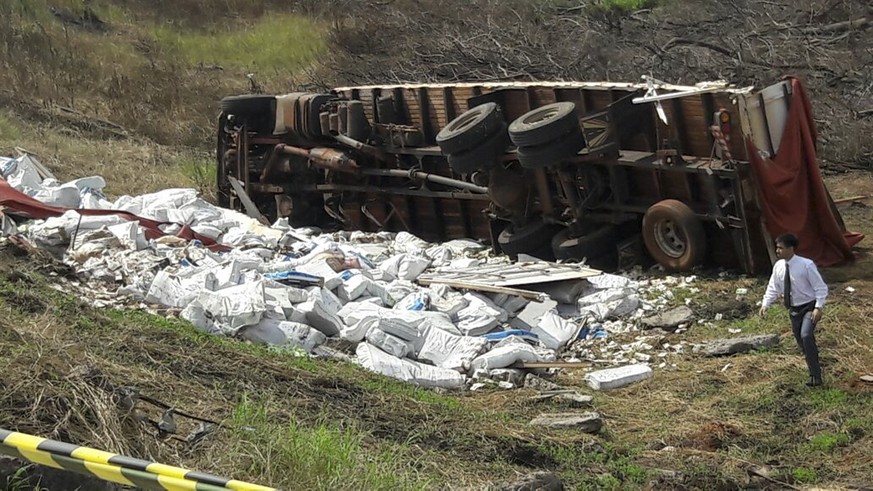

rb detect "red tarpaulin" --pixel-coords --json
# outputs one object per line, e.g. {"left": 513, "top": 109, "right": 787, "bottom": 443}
{"left": 0, "top": 178, "right": 230, "bottom": 251}
{"left": 747, "top": 76, "right": 864, "bottom": 267}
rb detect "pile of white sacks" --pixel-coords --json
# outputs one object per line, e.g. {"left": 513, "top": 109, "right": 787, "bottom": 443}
{"left": 1, "top": 154, "right": 689, "bottom": 390}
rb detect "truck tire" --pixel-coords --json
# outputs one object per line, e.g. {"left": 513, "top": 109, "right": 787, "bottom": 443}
{"left": 509, "top": 102, "right": 580, "bottom": 147}
{"left": 516, "top": 130, "right": 586, "bottom": 169}
{"left": 551, "top": 224, "right": 619, "bottom": 260}
{"left": 642, "top": 199, "right": 706, "bottom": 271}
{"left": 447, "top": 124, "right": 511, "bottom": 174}
{"left": 436, "top": 103, "right": 504, "bottom": 155}
{"left": 498, "top": 220, "right": 561, "bottom": 259}
{"left": 220, "top": 95, "right": 277, "bottom": 134}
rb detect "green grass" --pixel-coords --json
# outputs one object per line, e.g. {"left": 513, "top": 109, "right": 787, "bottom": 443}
{"left": 177, "top": 153, "right": 217, "bottom": 199}
{"left": 152, "top": 15, "right": 326, "bottom": 73}
{"left": 805, "top": 433, "right": 850, "bottom": 453}
{"left": 0, "top": 111, "right": 22, "bottom": 141}
{"left": 589, "top": 0, "right": 660, "bottom": 13}
{"left": 229, "top": 396, "right": 434, "bottom": 490}
{"left": 791, "top": 466, "right": 818, "bottom": 483}
{"left": 805, "top": 387, "right": 849, "bottom": 411}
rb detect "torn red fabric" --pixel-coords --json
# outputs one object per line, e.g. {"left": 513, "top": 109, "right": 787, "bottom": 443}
{"left": 0, "top": 179, "right": 230, "bottom": 252}
{"left": 747, "top": 76, "right": 863, "bottom": 267}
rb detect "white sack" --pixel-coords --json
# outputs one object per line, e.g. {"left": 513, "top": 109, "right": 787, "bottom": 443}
{"left": 416, "top": 326, "right": 488, "bottom": 372}
{"left": 532, "top": 311, "right": 580, "bottom": 350}
{"left": 240, "top": 319, "right": 326, "bottom": 352}
{"left": 365, "top": 328, "right": 414, "bottom": 358}
{"left": 193, "top": 280, "right": 266, "bottom": 334}
{"left": 356, "top": 343, "right": 465, "bottom": 389}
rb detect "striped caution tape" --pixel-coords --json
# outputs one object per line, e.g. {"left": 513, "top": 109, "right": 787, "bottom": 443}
{"left": 0, "top": 429, "right": 275, "bottom": 491}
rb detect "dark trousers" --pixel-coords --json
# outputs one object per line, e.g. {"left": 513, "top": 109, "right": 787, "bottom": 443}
{"left": 790, "top": 302, "right": 821, "bottom": 380}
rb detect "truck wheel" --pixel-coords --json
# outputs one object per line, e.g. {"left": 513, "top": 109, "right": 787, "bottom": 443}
{"left": 516, "top": 130, "right": 586, "bottom": 169}
{"left": 447, "top": 124, "right": 511, "bottom": 174}
{"left": 551, "top": 225, "right": 619, "bottom": 260}
{"left": 497, "top": 220, "right": 561, "bottom": 259}
{"left": 437, "top": 103, "right": 504, "bottom": 155}
{"left": 642, "top": 199, "right": 706, "bottom": 271}
{"left": 220, "top": 95, "right": 277, "bottom": 134}
{"left": 509, "top": 102, "right": 580, "bottom": 147}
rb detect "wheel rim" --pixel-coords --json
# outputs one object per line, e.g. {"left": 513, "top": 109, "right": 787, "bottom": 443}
{"left": 523, "top": 107, "right": 559, "bottom": 125}
{"left": 451, "top": 112, "right": 480, "bottom": 131}
{"left": 654, "top": 219, "right": 686, "bottom": 258}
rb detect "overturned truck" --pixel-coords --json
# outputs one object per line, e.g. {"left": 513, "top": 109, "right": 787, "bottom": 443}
{"left": 216, "top": 78, "right": 851, "bottom": 273}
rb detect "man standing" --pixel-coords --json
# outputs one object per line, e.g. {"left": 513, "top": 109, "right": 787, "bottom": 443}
{"left": 759, "top": 233, "right": 829, "bottom": 387}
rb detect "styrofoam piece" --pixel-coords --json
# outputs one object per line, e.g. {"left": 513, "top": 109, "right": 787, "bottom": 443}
{"left": 532, "top": 311, "right": 581, "bottom": 350}
{"left": 416, "top": 325, "right": 488, "bottom": 372}
{"left": 356, "top": 343, "right": 465, "bottom": 389}
{"left": 366, "top": 328, "right": 414, "bottom": 358}
{"left": 585, "top": 364, "right": 653, "bottom": 391}
{"left": 239, "top": 319, "right": 326, "bottom": 352}
{"left": 470, "top": 341, "right": 553, "bottom": 372}
{"left": 193, "top": 280, "right": 266, "bottom": 334}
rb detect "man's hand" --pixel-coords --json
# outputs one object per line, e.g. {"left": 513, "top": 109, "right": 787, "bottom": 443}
{"left": 759, "top": 306, "right": 767, "bottom": 317}
{"left": 811, "top": 308, "right": 823, "bottom": 324}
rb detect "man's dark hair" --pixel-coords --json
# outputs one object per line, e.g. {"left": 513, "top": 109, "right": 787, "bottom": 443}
{"left": 775, "top": 233, "right": 799, "bottom": 248}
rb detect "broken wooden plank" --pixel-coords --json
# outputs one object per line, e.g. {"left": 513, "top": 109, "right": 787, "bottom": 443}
{"left": 833, "top": 194, "right": 873, "bottom": 205}
{"left": 416, "top": 277, "right": 548, "bottom": 301}
{"left": 512, "top": 361, "right": 595, "bottom": 369}
{"left": 417, "top": 261, "right": 601, "bottom": 289}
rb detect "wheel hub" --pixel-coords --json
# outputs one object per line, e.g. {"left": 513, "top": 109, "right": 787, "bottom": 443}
{"left": 654, "top": 219, "right": 686, "bottom": 258}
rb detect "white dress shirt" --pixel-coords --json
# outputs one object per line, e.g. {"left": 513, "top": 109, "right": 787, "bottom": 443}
{"left": 762, "top": 255, "right": 828, "bottom": 310}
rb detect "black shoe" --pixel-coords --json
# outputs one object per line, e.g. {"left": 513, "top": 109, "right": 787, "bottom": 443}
{"left": 806, "top": 378, "right": 823, "bottom": 387}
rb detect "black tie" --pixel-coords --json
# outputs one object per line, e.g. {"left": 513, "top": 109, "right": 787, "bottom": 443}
{"left": 784, "top": 262, "right": 792, "bottom": 309}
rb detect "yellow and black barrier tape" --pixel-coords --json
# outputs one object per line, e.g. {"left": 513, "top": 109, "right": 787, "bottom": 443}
{"left": 0, "top": 429, "right": 276, "bottom": 491}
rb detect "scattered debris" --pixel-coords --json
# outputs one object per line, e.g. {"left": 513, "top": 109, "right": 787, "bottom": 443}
{"left": 585, "top": 364, "right": 653, "bottom": 391}
{"left": 700, "top": 334, "right": 781, "bottom": 357}
{"left": 529, "top": 412, "right": 603, "bottom": 433}
{"left": 641, "top": 306, "right": 694, "bottom": 330}
{"left": 530, "top": 391, "right": 594, "bottom": 407}
{"left": 0, "top": 152, "right": 778, "bottom": 392}
{"left": 498, "top": 471, "right": 563, "bottom": 491}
